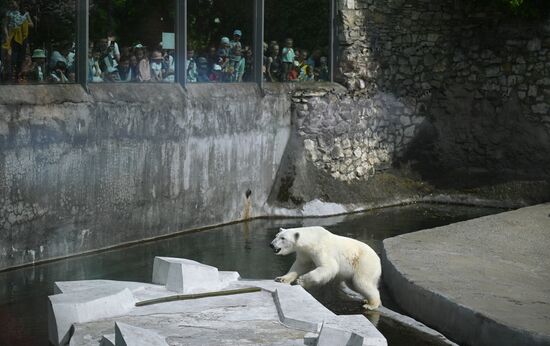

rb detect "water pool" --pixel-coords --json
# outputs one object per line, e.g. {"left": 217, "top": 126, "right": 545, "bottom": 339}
{"left": 0, "top": 203, "right": 502, "bottom": 345}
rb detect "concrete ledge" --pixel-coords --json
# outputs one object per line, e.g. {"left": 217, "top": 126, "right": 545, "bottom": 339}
{"left": 383, "top": 203, "right": 550, "bottom": 346}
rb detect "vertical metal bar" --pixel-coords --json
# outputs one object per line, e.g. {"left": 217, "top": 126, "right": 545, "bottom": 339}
{"left": 253, "top": 0, "right": 264, "bottom": 88}
{"left": 76, "top": 0, "right": 89, "bottom": 89}
{"left": 176, "top": 0, "right": 187, "bottom": 86}
{"left": 329, "top": 0, "right": 336, "bottom": 83}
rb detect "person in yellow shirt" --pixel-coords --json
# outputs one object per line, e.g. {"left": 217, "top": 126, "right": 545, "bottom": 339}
{"left": 2, "top": 0, "right": 33, "bottom": 81}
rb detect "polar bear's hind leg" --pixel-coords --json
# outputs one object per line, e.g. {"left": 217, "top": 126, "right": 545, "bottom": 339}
{"left": 351, "top": 276, "right": 381, "bottom": 310}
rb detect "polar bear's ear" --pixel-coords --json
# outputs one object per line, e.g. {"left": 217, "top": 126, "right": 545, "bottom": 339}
{"left": 294, "top": 232, "right": 300, "bottom": 241}
{"left": 278, "top": 228, "right": 286, "bottom": 235}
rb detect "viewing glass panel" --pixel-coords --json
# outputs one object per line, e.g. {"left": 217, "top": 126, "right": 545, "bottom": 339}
{"left": 89, "top": 0, "right": 176, "bottom": 83}
{"left": 188, "top": 0, "right": 254, "bottom": 83}
{"left": 0, "top": 0, "right": 77, "bottom": 84}
{"left": 264, "top": 0, "right": 330, "bottom": 82}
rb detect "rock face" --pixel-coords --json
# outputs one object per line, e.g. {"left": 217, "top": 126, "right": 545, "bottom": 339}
{"left": 272, "top": 0, "right": 550, "bottom": 204}
{"left": 49, "top": 256, "right": 387, "bottom": 346}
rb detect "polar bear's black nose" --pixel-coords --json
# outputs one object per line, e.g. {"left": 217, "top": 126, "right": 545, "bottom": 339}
{"left": 269, "top": 243, "right": 275, "bottom": 249}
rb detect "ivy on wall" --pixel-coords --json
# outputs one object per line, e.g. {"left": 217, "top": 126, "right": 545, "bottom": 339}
{"left": 490, "top": 0, "right": 550, "bottom": 17}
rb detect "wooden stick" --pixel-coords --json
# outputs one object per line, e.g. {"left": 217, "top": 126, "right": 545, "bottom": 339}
{"left": 135, "top": 287, "right": 262, "bottom": 307}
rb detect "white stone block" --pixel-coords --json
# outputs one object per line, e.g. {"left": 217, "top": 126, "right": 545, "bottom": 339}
{"left": 100, "top": 334, "right": 115, "bottom": 346}
{"left": 325, "top": 315, "right": 387, "bottom": 346}
{"left": 48, "top": 287, "right": 135, "bottom": 346}
{"left": 219, "top": 271, "right": 241, "bottom": 284}
{"left": 115, "top": 322, "right": 168, "bottom": 346}
{"left": 304, "top": 332, "right": 319, "bottom": 346}
{"left": 317, "top": 323, "right": 363, "bottom": 346}
{"left": 152, "top": 257, "right": 220, "bottom": 293}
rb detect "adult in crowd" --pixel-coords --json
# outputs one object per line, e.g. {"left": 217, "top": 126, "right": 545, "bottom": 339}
{"left": 2, "top": 0, "right": 33, "bottom": 80}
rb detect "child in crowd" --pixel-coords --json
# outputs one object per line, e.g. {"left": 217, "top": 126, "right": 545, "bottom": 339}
{"left": 242, "top": 45, "right": 253, "bottom": 82}
{"left": 230, "top": 29, "right": 242, "bottom": 50}
{"left": 104, "top": 66, "right": 120, "bottom": 82}
{"left": 18, "top": 52, "right": 33, "bottom": 81}
{"left": 281, "top": 38, "right": 294, "bottom": 82}
{"left": 117, "top": 55, "right": 134, "bottom": 82}
{"left": 49, "top": 60, "right": 69, "bottom": 83}
{"left": 150, "top": 50, "right": 166, "bottom": 82}
{"left": 164, "top": 50, "right": 175, "bottom": 82}
{"left": 30, "top": 48, "right": 46, "bottom": 82}
{"left": 209, "top": 63, "right": 222, "bottom": 82}
{"left": 318, "top": 56, "right": 329, "bottom": 81}
{"left": 267, "top": 43, "right": 281, "bottom": 82}
{"left": 129, "top": 54, "right": 139, "bottom": 80}
{"left": 196, "top": 57, "right": 210, "bottom": 82}
{"left": 186, "top": 49, "right": 197, "bottom": 83}
{"left": 229, "top": 46, "right": 245, "bottom": 82}
{"left": 90, "top": 46, "right": 103, "bottom": 82}
{"left": 218, "top": 37, "right": 231, "bottom": 61}
{"left": 297, "top": 49, "right": 314, "bottom": 81}
{"left": 207, "top": 46, "right": 218, "bottom": 67}
{"left": 136, "top": 46, "right": 151, "bottom": 82}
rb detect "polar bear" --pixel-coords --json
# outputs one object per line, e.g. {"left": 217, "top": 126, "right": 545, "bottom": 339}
{"left": 270, "top": 226, "right": 381, "bottom": 310}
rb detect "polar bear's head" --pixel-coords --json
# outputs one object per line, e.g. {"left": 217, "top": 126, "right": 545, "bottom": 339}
{"left": 270, "top": 228, "right": 300, "bottom": 256}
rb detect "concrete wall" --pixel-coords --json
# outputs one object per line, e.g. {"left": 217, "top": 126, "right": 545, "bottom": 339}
{"left": 0, "top": 84, "right": 291, "bottom": 270}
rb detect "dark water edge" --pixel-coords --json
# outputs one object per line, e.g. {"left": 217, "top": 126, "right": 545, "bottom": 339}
{"left": 0, "top": 203, "right": 503, "bottom": 346}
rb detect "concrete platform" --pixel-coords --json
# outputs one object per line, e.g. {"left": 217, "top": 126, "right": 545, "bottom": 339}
{"left": 383, "top": 203, "right": 550, "bottom": 346}
{"left": 49, "top": 256, "right": 386, "bottom": 346}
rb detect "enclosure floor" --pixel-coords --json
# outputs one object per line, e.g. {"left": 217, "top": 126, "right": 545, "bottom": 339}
{"left": 383, "top": 203, "right": 550, "bottom": 346}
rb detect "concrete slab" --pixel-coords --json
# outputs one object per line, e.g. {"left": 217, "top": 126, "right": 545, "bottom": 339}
{"left": 48, "top": 287, "right": 135, "bottom": 346}
{"left": 317, "top": 323, "right": 363, "bottom": 346}
{"left": 383, "top": 203, "right": 550, "bottom": 346}
{"left": 115, "top": 322, "right": 168, "bottom": 346}
{"left": 52, "top": 257, "right": 387, "bottom": 346}
{"left": 98, "top": 334, "right": 115, "bottom": 346}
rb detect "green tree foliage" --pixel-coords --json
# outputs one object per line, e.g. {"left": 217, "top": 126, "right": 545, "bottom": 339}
{"left": 264, "top": 0, "right": 330, "bottom": 53}
{"left": 90, "top": 0, "right": 175, "bottom": 48}
{"left": 187, "top": 0, "right": 254, "bottom": 51}
{"left": 186, "top": 0, "right": 330, "bottom": 54}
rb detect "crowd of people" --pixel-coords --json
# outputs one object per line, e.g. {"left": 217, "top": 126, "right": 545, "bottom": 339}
{"left": 88, "top": 33, "right": 176, "bottom": 83}
{"left": 186, "top": 30, "right": 330, "bottom": 83}
{"left": 1, "top": 1, "right": 329, "bottom": 85}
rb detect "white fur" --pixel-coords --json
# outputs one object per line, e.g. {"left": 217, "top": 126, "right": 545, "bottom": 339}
{"left": 271, "top": 226, "right": 382, "bottom": 310}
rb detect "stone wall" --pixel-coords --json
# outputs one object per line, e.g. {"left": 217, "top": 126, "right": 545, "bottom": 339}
{"left": 0, "top": 84, "right": 291, "bottom": 270}
{"left": 276, "top": 0, "right": 550, "bottom": 204}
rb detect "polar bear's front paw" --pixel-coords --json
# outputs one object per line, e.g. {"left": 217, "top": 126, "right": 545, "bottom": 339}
{"left": 275, "top": 276, "right": 294, "bottom": 284}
